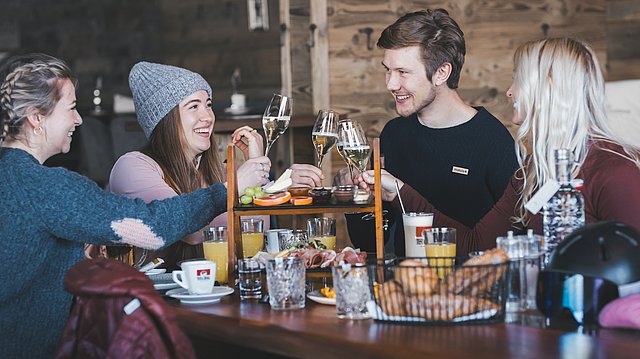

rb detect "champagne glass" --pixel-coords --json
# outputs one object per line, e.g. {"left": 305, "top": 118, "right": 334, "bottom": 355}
{"left": 262, "top": 93, "right": 292, "bottom": 156}
{"left": 311, "top": 109, "right": 339, "bottom": 168}
{"left": 338, "top": 120, "right": 370, "bottom": 183}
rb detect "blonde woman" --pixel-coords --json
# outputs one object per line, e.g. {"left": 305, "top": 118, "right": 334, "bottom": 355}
{"left": 363, "top": 37, "right": 640, "bottom": 255}
{"left": 0, "top": 54, "right": 264, "bottom": 358}
{"left": 108, "top": 62, "right": 270, "bottom": 270}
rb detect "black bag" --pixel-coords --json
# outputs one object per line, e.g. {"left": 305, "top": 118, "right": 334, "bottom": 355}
{"left": 344, "top": 209, "right": 394, "bottom": 253}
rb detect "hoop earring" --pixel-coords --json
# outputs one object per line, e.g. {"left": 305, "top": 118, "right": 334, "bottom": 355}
{"left": 33, "top": 127, "right": 43, "bottom": 136}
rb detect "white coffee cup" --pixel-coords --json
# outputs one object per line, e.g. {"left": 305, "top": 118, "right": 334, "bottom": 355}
{"left": 172, "top": 260, "right": 216, "bottom": 295}
{"left": 231, "top": 93, "right": 246, "bottom": 109}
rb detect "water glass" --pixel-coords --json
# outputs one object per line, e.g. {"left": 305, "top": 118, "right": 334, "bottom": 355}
{"left": 265, "top": 229, "right": 289, "bottom": 253}
{"left": 238, "top": 258, "right": 262, "bottom": 300}
{"left": 496, "top": 233, "right": 545, "bottom": 312}
{"left": 332, "top": 264, "right": 371, "bottom": 319}
{"left": 265, "top": 257, "right": 306, "bottom": 310}
{"left": 278, "top": 229, "right": 307, "bottom": 250}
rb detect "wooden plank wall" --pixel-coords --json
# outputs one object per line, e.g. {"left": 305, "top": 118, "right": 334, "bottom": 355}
{"left": 325, "top": 0, "right": 617, "bottom": 138}
{"left": 322, "top": 0, "right": 640, "bottom": 248}
{"left": 607, "top": 0, "right": 640, "bottom": 80}
{"left": 160, "top": 0, "right": 282, "bottom": 109}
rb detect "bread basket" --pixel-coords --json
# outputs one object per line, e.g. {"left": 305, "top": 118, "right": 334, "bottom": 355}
{"left": 366, "top": 255, "right": 509, "bottom": 324}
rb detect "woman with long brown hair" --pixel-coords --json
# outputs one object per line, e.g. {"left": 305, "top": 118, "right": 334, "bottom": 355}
{"left": 108, "top": 61, "right": 270, "bottom": 269}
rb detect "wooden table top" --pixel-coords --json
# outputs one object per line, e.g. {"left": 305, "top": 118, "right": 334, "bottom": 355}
{"left": 171, "top": 293, "right": 640, "bottom": 359}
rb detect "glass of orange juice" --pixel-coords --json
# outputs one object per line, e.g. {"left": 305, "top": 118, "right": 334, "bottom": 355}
{"left": 424, "top": 227, "right": 457, "bottom": 278}
{"left": 239, "top": 218, "right": 264, "bottom": 258}
{"left": 307, "top": 217, "right": 336, "bottom": 250}
{"left": 203, "top": 226, "right": 229, "bottom": 285}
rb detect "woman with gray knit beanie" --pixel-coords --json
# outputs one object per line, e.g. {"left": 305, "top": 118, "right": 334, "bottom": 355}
{"left": 0, "top": 53, "right": 267, "bottom": 359}
{"left": 108, "top": 61, "right": 271, "bottom": 270}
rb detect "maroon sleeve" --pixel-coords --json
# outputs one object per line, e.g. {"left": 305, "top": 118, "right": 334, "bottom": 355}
{"left": 584, "top": 153, "right": 640, "bottom": 231}
{"left": 394, "top": 174, "right": 524, "bottom": 256}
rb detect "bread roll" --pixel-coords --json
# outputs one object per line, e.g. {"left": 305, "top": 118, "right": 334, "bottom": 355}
{"left": 395, "top": 259, "right": 439, "bottom": 296}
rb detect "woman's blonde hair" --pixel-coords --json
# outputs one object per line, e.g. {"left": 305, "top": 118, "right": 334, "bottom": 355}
{"left": 142, "top": 106, "right": 224, "bottom": 194}
{"left": 0, "top": 53, "right": 75, "bottom": 144}
{"left": 511, "top": 37, "right": 640, "bottom": 225}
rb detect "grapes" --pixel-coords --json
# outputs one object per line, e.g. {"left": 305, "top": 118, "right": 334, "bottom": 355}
{"left": 240, "top": 186, "right": 266, "bottom": 204}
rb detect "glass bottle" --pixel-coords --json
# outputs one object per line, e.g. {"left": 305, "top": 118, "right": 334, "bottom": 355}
{"left": 542, "top": 149, "right": 585, "bottom": 253}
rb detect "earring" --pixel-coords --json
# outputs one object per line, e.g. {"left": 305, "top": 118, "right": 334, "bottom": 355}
{"left": 33, "top": 127, "right": 43, "bottom": 135}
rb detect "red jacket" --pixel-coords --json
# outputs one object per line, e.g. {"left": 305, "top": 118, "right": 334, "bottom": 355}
{"left": 55, "top": 258, "right": 195, "bottom": 359}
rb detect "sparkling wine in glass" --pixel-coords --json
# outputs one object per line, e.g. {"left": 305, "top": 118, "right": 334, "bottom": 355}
{"left": 262, "top": 94, "right": 292, "bottom": 156}
{"left": 337, "top": 119, "right": 369, "bottom": 183}
{"left": 311, "top": 109, "right": 339, "bottom": 168}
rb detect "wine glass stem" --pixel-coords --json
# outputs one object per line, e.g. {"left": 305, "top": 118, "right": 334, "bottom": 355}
{"left": 316, "top": 156, "right": 323, "bottom": 169}
{"left": 264, "top": 141, "right": 273, "bottom": 156}
{"left": 348, "top": 164, "right": 355, "bottom": 184}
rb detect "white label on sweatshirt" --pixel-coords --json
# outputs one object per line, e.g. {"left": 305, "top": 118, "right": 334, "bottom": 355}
{"left": 525, "top": 180, "right": 561, "bottom": 215}
{"left": 451, "top": 166, "right": 469, "bottom": 175}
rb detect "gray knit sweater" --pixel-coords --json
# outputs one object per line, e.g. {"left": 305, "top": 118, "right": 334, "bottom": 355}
{"left": 0, "top": 147, "right": 227, "bottom": 359}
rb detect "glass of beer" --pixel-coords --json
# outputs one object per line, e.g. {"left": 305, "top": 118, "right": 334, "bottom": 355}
{"left": 307, "top": 217, "right": 337, "bottom": 250}
{"left": 424, "top": 227, "right": 457, "bottom": 278}
{"left": 239, "top": 218, "right": 265, "bottom": 258}
{"left": 202, "top": 226, "right": 229, "bottom": 285}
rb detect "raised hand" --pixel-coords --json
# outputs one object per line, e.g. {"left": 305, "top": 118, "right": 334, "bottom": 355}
{"left": 361, "top": 169, "right": 402, "bottom": 202}
{"left": 231, "top": 126, "right": 264, "bottom": 159}
{"left": 289, "top": 163, "right": 324, "bottom": 188}
{"left": 236, "top": 157, "right": 271, "bottom": 195}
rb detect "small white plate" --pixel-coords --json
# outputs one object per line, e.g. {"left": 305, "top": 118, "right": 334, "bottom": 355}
{"left": 166, "top": 286, "right": 234, "bottom": 304}
{"left": 154, "top": 282, "right": 180, "bottom": 291}
{"left": 145, "top": 268, "right": 167, "bottom": 276}
{"left": 307, "top": 290, "right": 336, "bottom": 305}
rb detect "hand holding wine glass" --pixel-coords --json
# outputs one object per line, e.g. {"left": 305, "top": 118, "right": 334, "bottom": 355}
{"left": 337, "top": 119, "right": 370, "bottom": 183}
{"left": 311, "top": 109, "right": 339, "bottom": 168}
{"left": 262, "top": 94, "right": 292, "bottom": 156}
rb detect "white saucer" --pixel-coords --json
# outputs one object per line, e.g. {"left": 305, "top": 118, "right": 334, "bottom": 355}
{"left": 224, "top": 106, "right": 250, "bottom": 115}
{"left": 154, "top": 282, "right": 180, "bottom": 291}
{"left": 307, "top": 290, "right": 336, "bottom": 305}
{"left": 145, "top": 268, "right": 167, "bottom": 276}
{"left": 166, "top": 286, "right": 234, "bottom": 304}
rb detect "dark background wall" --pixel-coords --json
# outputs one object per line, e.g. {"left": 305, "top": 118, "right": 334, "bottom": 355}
{"left": 0, "top": 0, "right": 282, "bottom": 115}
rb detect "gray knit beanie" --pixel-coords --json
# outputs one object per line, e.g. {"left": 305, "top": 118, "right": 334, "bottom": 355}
{"left": 129, "top": 61, "right": 213, "bottom": 139}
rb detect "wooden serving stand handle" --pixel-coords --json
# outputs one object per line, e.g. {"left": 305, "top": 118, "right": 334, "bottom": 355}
{"left": 225, "top": 138, "right": 384, "bottom": 284}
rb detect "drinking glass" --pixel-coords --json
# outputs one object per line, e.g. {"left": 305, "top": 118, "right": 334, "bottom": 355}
{"left": 202, "top": 226, "right": 229, "bottom": 284}
{"left": 337, "top": 119, "right": 370, "bottom": 183}
{"left": 423, "top": 227, "right": 457, "bottom": 278}
{"left": 307, "top": 217, "right": 337, "bottom": 250}
{"left": 262, "top": 93, "right": 292, "bottom": 156}
{"left": 266, "top": 257, "right": 306, "bottom": 310}
{"left": 237, "top": 258, "right": 262, "bottom": 300}
{"left": 311, "top": 109, "right": 339, "bottom": 168}
{"left": 239, "top": 218, "right": 264, "bottom": 258}
{"left": 332, "top": 264, "right": 371, "bottom": 319}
